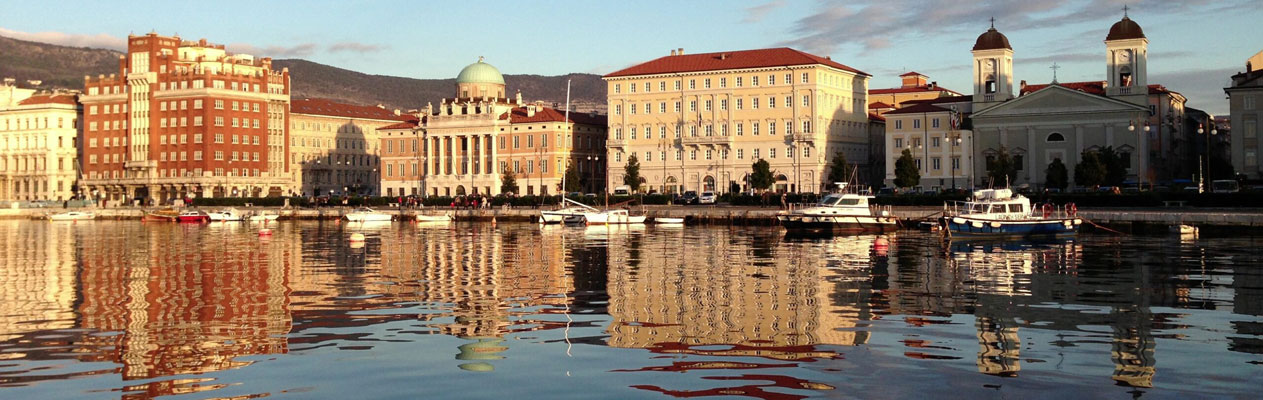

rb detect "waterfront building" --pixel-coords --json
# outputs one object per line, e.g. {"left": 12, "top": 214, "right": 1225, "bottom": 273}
{"left": 1226, "top": 49, "right": 1263, "bottom": 179}
{"left": 378, "top": 58, "right": 606, "bottom": 197}
{"left": 79, "top": 33, "right": 292, "bottom": 205}
{"left": 868, "top": 72, "right": 963, "bottom": 110}
{"left": 966, "top": 15, "right": 1177, "bottom": 189}
{"left": 603, "top": 47, "right": 872, "bottom": 194}
{"left": 0, "top": 80, "right": 82, "bottom": 201}
{"left": 883, "top": 96, "right": 975, "bottom": 190}
{"left": 289, "top": 98, "right": 411, "bottom": 196}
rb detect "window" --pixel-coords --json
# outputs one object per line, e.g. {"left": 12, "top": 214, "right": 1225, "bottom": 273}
{"left": 659, "top": 81, "right": 666, "bottom": 91}
{"left": 768, "top": 75, "right": 775, "bottom": 85}
{"left": 214, "top": 100, "right": 224, "bottom": 109}
{"left": 659, "top": 102, "right": 666, "bottom": 113}
{"left": 690, "top": 150, "right": 697, "bottom": 160}
{"left": 736, "top": 98, "right": 743, "bottom": 110}
{"left": 614, "top": 104, "right": 621, "bottom": 115}
{"left": 629, "top": 83, "right": 636, "bottom": 93}
{"left": 752, "top": 122, "right": 760, "bottom": 135}
{"left": 769, "top": 122, "right": 776, "bottom": 135}
{"left": 614, "top": 84, "right": 620, "bottom": 94}
{"left": 689, "top": 79, "right": 696, "bottom": 89}
{"left": 737, "top": 149, "right": 744, "bottom": 159}
{"left": 1014, "top": 154, "right": 1024, "bottom": 170}
{"left": 784, "top": 74, "right": 791, "bottom": 84}
{"left": 802, "top": 95, "right": 810, "bottom": 107}
{"left": 932, "top": 118, "right": 940, "bottom": 128}
{"left": 674, "top": 80, "right": 681, "bottom": 90}
{"left": 705, "top": 149, "right": 712, "bottom": 160}
{"left": 768, "top": 97, "right": 776, "bottom": 108}
{"left": 215, "top": 134, "right": 224, "bottom": 143}
{"left": 801, "top": 72, "right": 809, "bottom": 83}
{"left": 1245, "top": 96, "right": 1256, "bottom": 110}
{"left": 894, "top": 138, "right": 903, "bottom": 148}
{"left": 689, "top": 101, "right": 697, "bottom": 112}
{"left": 720, "top": 99, "right": 727, "bottom": 110}
{"left": 674, "top": 102, "right": 681, "bottom": 112}
{"left": 913, "top": 119, "right": 921, "bottom": 129}
{"left": 1046, "top": 132, "right": 1066, "bottom": 142}
{"left": 932, "top": 137, "right": 941, "bottom": 147}
{"left": 753, "top": 149, "right": 760, "bottom": 159}
{"left": 704, "top": 78, "right": 711, "bottom": 89}
{"left": 752, "top": 97, "right": 759, "bottom": 109}
{"left": 770, "top": 148, "right": 777, "bottom": 158}
{"left": 803, "top": 147, "right": 810, "bottom": 158}
{"left": 752, "top": 76, "right": 759, "bottom": 86}
{"left": 932, "top": 158, "right": 941, "bottom": 170}
{"left": 736, "top": 123, "right": 744, "bottom": 136}
{"left": 704, "top": 100, "right": 712, "bottom": 111}
{"left": 736, "top": 77, "right": 743, "bottom": 87}
{"left": 895, "top": 120, "right": 902, "bottom": 130}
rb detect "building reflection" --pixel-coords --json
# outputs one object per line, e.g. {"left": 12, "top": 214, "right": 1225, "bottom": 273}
{"left": 604, "top": 230, "right": 884, "bottom": 398}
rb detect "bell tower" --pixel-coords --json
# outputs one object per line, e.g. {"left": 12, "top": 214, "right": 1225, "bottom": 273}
{"left": 972, "top": 19, "right": 1014, "bottom": 109}
{"left": 1105, "top": 9, "right": 1148, "bottom": 104}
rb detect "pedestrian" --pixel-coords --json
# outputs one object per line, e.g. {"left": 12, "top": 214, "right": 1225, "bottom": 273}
{"left": 780, "top": 192, "right": 787, "bottom": 209}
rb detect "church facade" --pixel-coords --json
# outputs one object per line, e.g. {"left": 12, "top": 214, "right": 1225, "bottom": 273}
{"left": 967, "top": 15, "right": 1167, "bottom": 189}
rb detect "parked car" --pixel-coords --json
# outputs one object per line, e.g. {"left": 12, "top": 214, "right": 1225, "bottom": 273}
{"left": 698, "top": 191, "right": 717, "bottom": 204}
{"left": 677, "top": 191, "right": 699, "bottom": 205}
{"left": 613, "top": 186, "right": 632, "bottom": 195}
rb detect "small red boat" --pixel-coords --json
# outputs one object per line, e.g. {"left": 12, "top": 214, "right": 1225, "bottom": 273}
{"left": 176, "top": 210, "right": 210, "bottom": 223}
{"left": 143, "top": 208, "right": 180, "bottom": 222}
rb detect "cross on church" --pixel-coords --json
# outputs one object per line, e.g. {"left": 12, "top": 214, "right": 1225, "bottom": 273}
{"left": 989, "top": 16, "right": 995, "bottom": 28}
{"left": 1123, "top": 4, "right": 1129, "bottom": 17}
{"left": 1050, "top": 62, "right": 1061, "bottom": 83}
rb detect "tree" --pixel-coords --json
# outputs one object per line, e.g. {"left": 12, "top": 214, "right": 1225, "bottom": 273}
{"left": 1074, "top": 150, "right": 1106, "bottom": 188}
{"left": 986, "top": 146, "right": 1017, "bottom": 186}
{"left": 749, "top": 159, "right": 774, "bottom": 192}
{"left": 622, "top": 154, "right": 641, "bottom": 192}
{"left": 894, "top": 148, "right": 920, "bottom": 188}
{"left": 562, "top": 165, "right": 582, "bottom": 193}
{"left": 500, "top": 166, "right": 519, "bottom": 194}
{"left": 1097, "top": 146, "right": 1127, "bottom": 186}
{"left": 827, "top": 151, "right": 854, "bottom": 186}
{"left": 1045, "top": 158, "right": 1069, "bottom": 191}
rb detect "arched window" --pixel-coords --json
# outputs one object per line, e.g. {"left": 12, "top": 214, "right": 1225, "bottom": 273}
{"left": 1119, "top": 66, "right": 1133, "bottom": 87}
{"left": 1046, "top": 132, "right": 1066, "bottom": 142}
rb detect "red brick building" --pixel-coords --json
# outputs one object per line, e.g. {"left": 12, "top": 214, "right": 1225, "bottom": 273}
{"left": 80, "top": 33, "right": 292, "bottom": 204}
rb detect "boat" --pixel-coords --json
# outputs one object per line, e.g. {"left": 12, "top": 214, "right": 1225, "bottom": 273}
{"left": 344, "top": 207, "right": 393, "bottom": 222}
{"left": 580, "top": 208, "right": 647, "bottom": 225}
{"left": 247, "top": 210, "right": 280, "bottom": 222}
{"left": 49, "top": 211, "right": 96, "bottom": 221}
{"left": 415, "top": 212, "right": 454, "bottom": 222}
{"left": 176, "top": 210, "right": 210, "bottom": 223}
{"left": 776, "top": 184, "right": 898, "bottom": 234}
{"left": 653, "top": 217, "right": 685, "bottom": 224}
{"left": 143, "top": 208, "right": 181, "bottom": 222}
{"left": 207, "top": 208, "right": 244, "bottom": 221}
{"left": 942, "top": 188, "right": 1081, "bottom": 238}
{"left": 540, "top": 198, "right": 598, "bottom": 224}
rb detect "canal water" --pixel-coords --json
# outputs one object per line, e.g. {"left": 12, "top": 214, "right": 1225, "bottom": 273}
{"left": 0, "top": 220, "right": 1259, "bottom": 399}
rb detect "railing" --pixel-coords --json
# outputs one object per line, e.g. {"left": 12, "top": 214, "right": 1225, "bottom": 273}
{"left": 607, "top": 138, "right": 627, "bottom": 148}
{"left": 943, "top": 200, "right": 1079, "bottom": 220}
{"left": 680, "top": 135, "right": 733, "bottom": 146}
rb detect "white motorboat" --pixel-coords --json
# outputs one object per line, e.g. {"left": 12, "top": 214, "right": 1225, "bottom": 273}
{"left": 49, "top": 211, "right": 96, "bottom": 221}
{"left": 247, "top": 210, "right": 280, "bottom": 222}
{"left": 580, "top": 209, "right": 647, "bottom": 225}
{"left": 415, "top": 212, "right": 454, "bottom": 222}
{"left": 345, "top": 207, "right": 393, "bottom": 222}
{"left": 777, "top": 184, "right": 898, "bottom": 234}
{"left": 207, "top": 208, "right": 244, "bottom": 221}
{"left": 540, "top": 198, "right": 598, "bottom": 224}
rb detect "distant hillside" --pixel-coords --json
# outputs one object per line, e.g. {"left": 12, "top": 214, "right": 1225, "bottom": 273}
{"left": 0, "top": 34, "right": 606, "bottom": 113}
{"left": 0, "top": 35, "right": 121, "bottom": 89}
{"left": 273, "top": 59, "right": 606, "bottom": 112}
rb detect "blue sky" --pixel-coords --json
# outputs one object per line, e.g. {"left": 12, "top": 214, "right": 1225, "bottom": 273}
{"left": 1, "top": 0, "right": 1257, "bottom": 114}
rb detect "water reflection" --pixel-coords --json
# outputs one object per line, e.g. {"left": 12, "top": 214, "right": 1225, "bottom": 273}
{"left": 0, "top": 221, "right": 1259, "bottom": 398}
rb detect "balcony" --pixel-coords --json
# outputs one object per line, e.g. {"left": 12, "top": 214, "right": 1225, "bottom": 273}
{"left": 789, "top": 132, "right": 815, "bottom": 142}
{"left": 608, "top": 138, "right": 627, "bottom": 148}
{"left": 680, "top": 135, "right": 733, "bottom": 146}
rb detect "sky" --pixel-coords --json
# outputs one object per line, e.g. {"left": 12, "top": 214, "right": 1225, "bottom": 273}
{"left": 1, "top": 0, "right": 1258, "bottom": 115}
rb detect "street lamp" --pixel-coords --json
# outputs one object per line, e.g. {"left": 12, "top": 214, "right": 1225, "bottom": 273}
{"left": 1128, "top": 120, "right": 1151, "bottom": 190}
{"left": 1197, "top": 123, "right": 1219, "bottom": 193}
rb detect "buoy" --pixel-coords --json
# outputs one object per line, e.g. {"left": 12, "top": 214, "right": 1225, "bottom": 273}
{"left": 258, "top": 228, "right": 272, "bottom": 236}
{"left": 873, "top": 237, "right": 889, "bottom": 257}
{"left": 349, "top": 233, "right": 366, "bottom": 242}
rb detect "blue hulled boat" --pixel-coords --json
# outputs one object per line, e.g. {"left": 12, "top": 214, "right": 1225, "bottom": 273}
{"left": 943, "top": 189, "right": 1081, "bottom": 238}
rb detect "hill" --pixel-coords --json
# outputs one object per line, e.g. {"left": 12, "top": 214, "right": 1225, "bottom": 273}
{"left": 0, "top": 34, "right": 607, "bottom": 112}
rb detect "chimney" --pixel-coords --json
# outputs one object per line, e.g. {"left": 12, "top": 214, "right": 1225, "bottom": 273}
{"left": 929, "top": 81, "right": 936, "bottom": 89}
{"left": 527, "top": 105, "right": 536, "bottom": 117}
{"left": 677, "top": 48, "right": 684, "bottom": 56}
{"left": 394, "top": 109, "right": 401, "bottom": 116}
{"left": 670, "top": 49, "right": 677, "bottom": 56}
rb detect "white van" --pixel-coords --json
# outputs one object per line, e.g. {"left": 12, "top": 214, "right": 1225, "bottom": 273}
{"left": 613, "top": 185, "right": 632, "bottom": 195}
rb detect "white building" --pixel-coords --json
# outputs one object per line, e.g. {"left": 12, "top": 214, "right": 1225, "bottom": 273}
{"left": 0, "top": 80, "right": 82, "bottom": 202}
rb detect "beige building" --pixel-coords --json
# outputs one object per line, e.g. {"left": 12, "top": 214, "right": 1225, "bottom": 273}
{"left": 0, "top": 80, "right": 82, "bottom": 202}
{"left": 289, "top": 98, "right": 411, "bottom": 196}
{"left": 869, "top": 72, "right": 962, "bottom": 110}
{"left": 379, "top": 58, "right": 606, "bottom": 197}
{"left": 603, "top": 47, "right": 871, "bottom": 194}
{"left": 1226, "top": 50, "right": 1263, "bottom": 179}
{"left": 883, "top": 96, "right": 975, "bottom": 190}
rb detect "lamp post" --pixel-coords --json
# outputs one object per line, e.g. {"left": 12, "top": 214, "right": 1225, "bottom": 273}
{"left": 945, "top": 132, "right": 963, "bottom": 190}
{"left": 1197, "top": 123, "right": 1218, "bottom": 193}
{"left": 1127, "top": 119, "right": 1151, "bottom": 190}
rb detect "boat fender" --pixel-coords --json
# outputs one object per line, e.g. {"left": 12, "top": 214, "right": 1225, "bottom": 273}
{"left": 1073, "top": 218, "right": 1082, "bottom": 225}
{"left": 990, "top": 221, "right": 1001, "bottom": 228}
{"left": 1063, "top": 220, "right": 1072, "bottom": 228}
{"left": 349, "top": 233, "right": 366, "bottom": 242}
{"left": 970, "top": 221, "right": 983, "bottom": 229}
{"left": 952, "top": 217, "right": 965, "bottom": 225}
{"left": 1067, "top": 203, "right": 1077, "bottom": 217}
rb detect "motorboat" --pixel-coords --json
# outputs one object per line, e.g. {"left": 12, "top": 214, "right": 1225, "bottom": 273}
{"left": 176, "top": 210, "right": 210, "bottom": 223}
{"left": 580, "top": 208, "right": 647, "bottom": 225}
{"left": 653, "top": 217, "right": 685, "bottom": 224}
{"left": 344, "top": 207, "right": 393, "bottom": 222}
{"left": 415, "top": 211, "right": 454, "bottom": 222}
{"left": 207, "top": 208, "right": 244, "bottom": 221}
{"left": 247, "top": 210, "right": 280, "bottom": 222}
{"left": 942, "top": 188, "right": 1081, "bottom": 238}
{"left": 143, "top": 208, "right": 181, "bottom": 222}
{"left": 49, "top": 211, "right": 96, "bottom": 221}
{"left": 540, "top": 198, "right": 598, "bottom": 224}
{"left": 777, "top": 184, "right": 898, "bottom": 234}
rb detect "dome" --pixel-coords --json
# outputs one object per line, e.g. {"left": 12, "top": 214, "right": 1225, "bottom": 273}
{"left": 455, "top": 57, "right": 505, "bottom": 85}
{"left": 1106, "top": 17, "right": 1146, "bottom": 41}
{"left": 972, "top": 28, "right": 1012, "bottom": 51}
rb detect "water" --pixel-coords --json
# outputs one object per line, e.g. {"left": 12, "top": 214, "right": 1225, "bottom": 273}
{"left": 0, "top": 220, "right": 1260, "bottom": 399}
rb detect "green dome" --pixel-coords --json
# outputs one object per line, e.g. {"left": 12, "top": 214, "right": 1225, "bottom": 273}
{"left": 456, "top": 57, "right": 505, "bottom": 85}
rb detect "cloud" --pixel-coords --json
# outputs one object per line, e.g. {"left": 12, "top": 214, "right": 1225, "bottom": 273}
{"left": 328, "top": 41, "right": 386, "bottom": 54}
{"left": 228, "top": 42, "right": 318, "bottom": 58}
{"left": 1151, "top": 67, "right": 1236, "bottom": 115}
{"left": 0, "top": 27, "right": 125, "bottom": 51}
{"left": 1016, "top": 52, "right": 1100, "bottom": 66}
{"left": 779, "top": 0, "right": 1255, "bottom": 55}
{"left": 742, "top": 0, "right": 785, "bottom": 23}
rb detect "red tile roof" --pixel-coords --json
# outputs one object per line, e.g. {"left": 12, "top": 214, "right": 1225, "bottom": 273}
{"left": 18, "top": 93, "right": 77, "bottom": 106}
{"left": 869, "top": 85, "right": 960, "bottom": 95}
{"left": 868, "top": 112, "right": 886, "bottom": 122}
{"left": 899, "top": 71, "right": 925, "bottom": 77}
{"left": 1020, "top": 81, "right": 1174, "bottom": 97}
{"left": 376, "top": 118, "right": 421, "bottom": 131}
{"left": 868, "top": 101, "right": 893, "bottom": 109}
{"left": 291, "top": 98, "right": 412, "bottom": 121}
{"left": 502, "top": 106, "right": 607, "bottom": 126}
{"left": 882, "top": 102, "right": 952, "bottom": 115}
{"left": 604, "top": 47, "right": 868, "bottom": 78}
{"left": 900, "top": 95, "right": 973, "bottom": 106}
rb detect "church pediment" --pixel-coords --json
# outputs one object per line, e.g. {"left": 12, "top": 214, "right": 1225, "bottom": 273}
{"left": 973, "top": 84, "right": 1146, "bottom": 118}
